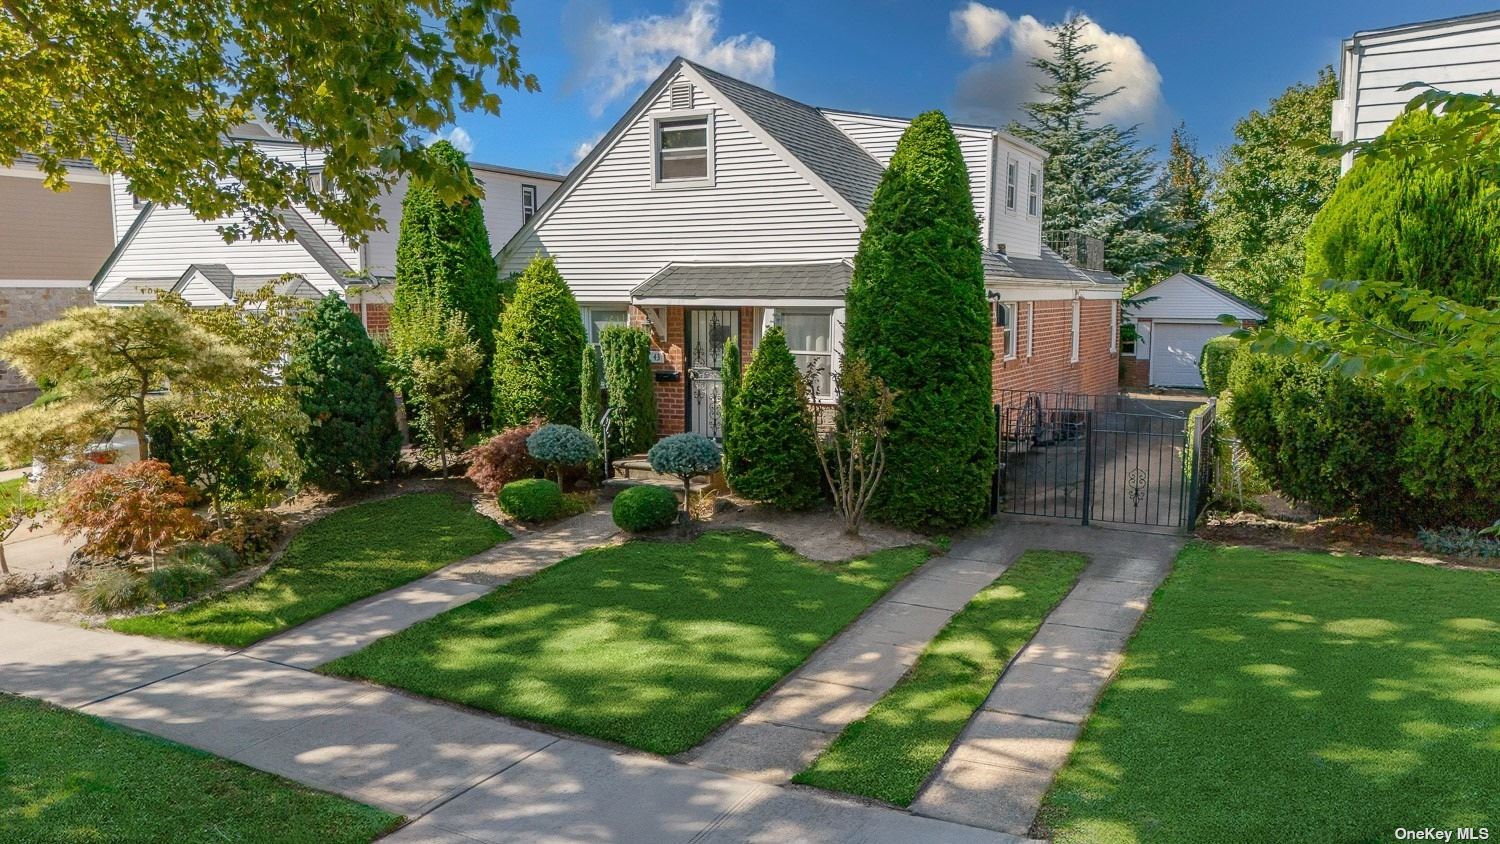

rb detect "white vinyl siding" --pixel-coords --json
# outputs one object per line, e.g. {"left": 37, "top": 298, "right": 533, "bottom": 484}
{"left": 988, "top": 138, "right": 1044, "bottom": 258}
{"left": 1128, "top": 273, "right": 1263, "bottom": 322}
{"left": 500, "top": 72, "right": 863, "bottom": 302}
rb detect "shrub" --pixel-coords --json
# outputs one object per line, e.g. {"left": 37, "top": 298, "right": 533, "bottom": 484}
{"left": 491, "top": 256, "right": 587, "bottom": 428}
{"left": 580, "top": 344, "right": 604, "bottom": 449}
{"left": 206, "top": 510, "right": 283, "bottom": 564}
{"left": 464, "top": 421, "right": 545, "bottom": 495}
{"left": 498, "top": 478, "right": 563, "bottom": 522}
{"left": 76, "top": 568, "right": 148, "bottom": 613}
{"left": 843, "top": 111, "right": 994, "bottom": 531}
{"left": 1418, "top": 526, "right": 1500, "bottom": 559}
{"left": 723, "top": 327, "right": 821, "bottom": 510}
{"left": 720, "top": 337, "right": 743, "bottom": 476}
{"left": 391, "top": 302, "right": 482, "bottom": 478}
{"left": 57, "top": 461, "right": 204, "bottom": 560}
{"left": 286, "top": 294, "right": 402, "bottom": 491}
{"left": 165, "top": 541, "right": 238, "bottom": 573}
{"left": 526, "top": 424, "right": 598, "bottom": 483}
{"left": 600, "top": 326, "right": 658, "bottom": 457}
{"left": 1199, "top": 335, "right": 1238, "bottom": 396}
{"left": 648, "top": 433, "right": 721, "bottom": 521}
{"left": 145, "top": 561, "right": 220, "bottom": 604}
{"left": 611, "top": 485, "right": 678, "bottom": 532}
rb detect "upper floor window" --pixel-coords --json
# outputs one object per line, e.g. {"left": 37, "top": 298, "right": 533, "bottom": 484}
{"left": 1005, "top": 159, "right": 1018, "bottom": 211}
{"left": 655, "top": 115, "right": 712, "bottom": 185}
{"left": 306, "top": 168, "right": 324, "bottom": 194}
{"left": 1027, "top": 168, "right": 1039, "bottom": 216}
{"left": 521, "top": 184, "right": 537, "bottom": 223}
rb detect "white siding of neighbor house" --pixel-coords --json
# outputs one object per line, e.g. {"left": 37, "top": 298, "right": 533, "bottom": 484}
{"left": 363, "top": 167, "right": 560, "bottom": 277}
{"left": 175, "top": 270, "right": 229, "bottom": 307}
{"left": 989, "top": 139, "right": 1044, "bottom": 259}
{"left": 499, "top": 71, "right": 864, "bottom": 303}
{"left": 820, "top": 111, "right": 993, "bottom": 229}
{"left": 1128, "top": 273, "right": 1262, "bottom": 322}
{"left": 1333, "top": 12, "right": 1500, "bottom": 170}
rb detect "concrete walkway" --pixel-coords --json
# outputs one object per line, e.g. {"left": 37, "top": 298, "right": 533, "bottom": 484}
{"left": 911, "top": 518, "right": 1183, "bottom": 837}
{"left": 243, "top": 509, "right": 620, "bottom": 668}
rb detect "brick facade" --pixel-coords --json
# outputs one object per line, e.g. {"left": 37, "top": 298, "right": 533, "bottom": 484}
{"left": 351, "top": 301, "right": 391, "bottom": 338}
{"left": 1120, "top": 356, "right": 1150, "bottom": 389}
{"left": 991, "top": 298, "right": 1119, "bottom": 399}
{"left": 631, "top": 305, "right": 687, "bottom": 436}
{"left": 0, "top": 285, "right": 94, "bottom": 411}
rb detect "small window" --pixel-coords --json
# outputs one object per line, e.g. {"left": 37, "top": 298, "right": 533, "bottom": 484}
{"left": 656, "top": 116, "right": 711, "bottom": 183}
{"left": 999, "top": 303, "right": 1018, "bottom": 360}
{"left": 1027, "top": 168, "right": 1039, "bottom": 216}
{"left": 1109, "top": 302, "right": 1119, "bottom": 353}
{"left": 1026, "top": 302, "right": 1035, "bottom": 358}
{"left": 306, "top": 168, "right": 324, "bottom": 193}
{"left": 1005, "top": 159, "right": 1018, "bottom": 211}
{"left": 1070, "top": 298, "right": 1081, "bottom": 363}
{"left": 780, "top": 311, "right": 833, "bottom": 398}
{"left": 581, "top": 306, "right": 628, "bottom": 344}
{"left": 521, "top": 184, "right": 537, "bottom": 224}
{"left": 1120, "top": 321, "right": 1136, "bottom": 356}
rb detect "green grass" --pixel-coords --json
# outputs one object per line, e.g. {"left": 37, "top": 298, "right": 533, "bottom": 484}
{"left": 322, "top": 530, "right": 929, "bottom": 755}
{"left": 0, "top": 476, "right": 37, "bottom": 519}
{"left": 1040, "top": 543, "right": 1500, "bottom": 843}
{"left": 0, "top": 694, "right": 399, "bottom": 843}
{"left": 794, "top": 550, "right": 1089, "bottom": 805}
{"left": 108, "top": 493, "right": 509, "bottom": 647}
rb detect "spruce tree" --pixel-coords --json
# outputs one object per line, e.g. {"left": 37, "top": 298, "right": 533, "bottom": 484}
{"left": 285, "top": 295, "right": 402, "bottom": 490}
{"left": 1009, "top": 15, "right": 1166, "bottom": 281}
{"left": 725, "top": 327, "right": 820, "bottom": 510}
{"left": 844, "top": 111, "right": 995, "bottom": 531}
{"left": 392, "top": 140, "right": 500, "bottom": 418}
{"left": 491, "top": 256, "right": 587, "bottom": 428}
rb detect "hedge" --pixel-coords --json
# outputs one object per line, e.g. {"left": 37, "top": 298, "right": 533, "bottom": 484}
{"left": 1198, "top": 335, "right": 1238, "bottom": 396}
{"left": 600, "top": 326, "right": 658, "bottom": 458}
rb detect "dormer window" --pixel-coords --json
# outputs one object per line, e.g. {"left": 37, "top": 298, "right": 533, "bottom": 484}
{"left": 654, "top": 114, "right": 713, "bottom": 186}
{"left": 1005, "top": 159, "right": 1018, "bottom": 211}
{"left": 1028, "top": 168, "right": 1040, "bottom": 216}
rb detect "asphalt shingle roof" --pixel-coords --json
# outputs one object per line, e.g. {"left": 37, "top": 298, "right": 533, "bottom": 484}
{"left": 281, "top": 207, "right": 352, "bottom": 283}
{"left": 983, "top": 246, "right": 1116, "bottom": 286}
{"left": 96, "top": 277, "right": 176, "bottom": 304}
{"left": 633, "top": 261, "right": 852, "bottom": 301}
{"left": 13, "top": 151, "right": 99, "bottom": 173}
{"left": 183, "top": 264, "right": 236, "bottom": 298}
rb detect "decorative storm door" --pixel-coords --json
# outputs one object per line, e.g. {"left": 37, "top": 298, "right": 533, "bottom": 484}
{"left": 687, "top": 309, "right": 739, "bottom": 439}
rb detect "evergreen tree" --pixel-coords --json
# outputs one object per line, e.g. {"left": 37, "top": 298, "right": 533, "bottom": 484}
{"left": 285, "top": 295, "right": 402, "bottom": 490}
{"left": 600, "top": 325, "right": 658, "bottom": 457}
{"left": 491, "top": 256, "right": 587, "bottom": 428}
{"left": 1009, "top": 15, "right": 1167, "bottom": 282}
{"left": 1155, "top": 123, "right": 1213, "bottom": 276}
{"left": 720, "top": 337, "right": 745, "bottom": 485}
{"left": 1205, "top": 68, "right": 1339, "bottom": 315}
{"left": 580, "top": 343, "right": 604, "bottom": 449}
{"left": 392, "top": 140, "right": 500, "bottom": 418}
{"left": 724, "top": 328, "right": 820, "bottom": 510}
{"left": 844, "top": 111, "right": 994, "bottom": 531}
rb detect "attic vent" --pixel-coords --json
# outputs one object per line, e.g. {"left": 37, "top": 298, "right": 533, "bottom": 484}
{"left": 670, "top": 82, "right": 694, "bottom": 110}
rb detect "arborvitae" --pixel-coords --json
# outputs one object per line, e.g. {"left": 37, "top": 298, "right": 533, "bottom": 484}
{"left": 392, "top": 140, "right": 500, "bottom": 419}
{"left": 844, "top": 110, "right": 994, "bottom": 531}
{"left": 491, "top": 255, "right": 586, "bottom": 428}
{"left": 600, "top": 325, "right": 658, "bottom": 457}
{"left": 720, "top": 336, "right": 745, "bottom": 485}
{"left": 580, "top": 343, "right": 604, "bottom": 448}
{"left": 725, "top": 327, "right": 820, "bottom": 509}
{"left": 285, "top": 295, "right": 402, "bottom": 490}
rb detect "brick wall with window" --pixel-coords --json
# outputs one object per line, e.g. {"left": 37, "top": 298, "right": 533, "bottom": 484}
{"left": 991, "top": 298, "right": 1118, "bottom": 398}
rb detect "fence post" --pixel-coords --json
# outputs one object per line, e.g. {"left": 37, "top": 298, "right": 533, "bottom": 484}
{"left": 1080, "top": 409, "right": 1094, "bottom": 526}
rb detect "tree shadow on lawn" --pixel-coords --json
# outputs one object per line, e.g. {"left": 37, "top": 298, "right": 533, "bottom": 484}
{"left": 320, "top": 530, "right": 930, "bottom": 755}
{"left": 1037, "top": 544, "right": 1500, "bottom": 844}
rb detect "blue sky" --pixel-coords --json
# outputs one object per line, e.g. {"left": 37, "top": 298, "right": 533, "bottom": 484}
{"left": 448, "top": 0, "right": 1496, "bottom": 176}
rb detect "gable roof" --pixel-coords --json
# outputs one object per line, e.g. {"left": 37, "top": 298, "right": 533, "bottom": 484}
{"left": 179, "top": 263, "right": 236, "bottom": 299}
{"left": 95, "top": 276, "right": 176, "bottom": 304}
{"left": 1129, "top": 272, "right": 1266, "bottom": 321}
{"left": 633, "top": 260, "right": 851, "bottom": 303}
{"left": 281, "top": 207, "right": 352, "bottom": 282}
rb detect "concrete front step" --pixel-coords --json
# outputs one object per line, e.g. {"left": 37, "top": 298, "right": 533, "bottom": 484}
{"left": 600, "top": 476, "right": 710, "bottom": 501}
{"left": 610, "top": 454, "right": 725, "bottom": 491}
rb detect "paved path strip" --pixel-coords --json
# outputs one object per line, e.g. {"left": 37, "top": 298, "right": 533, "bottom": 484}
{"left": 685, "top": 552, "right": 1014, "bottom": 782}
{"left": 242, "top": 509, "right": 620, "bottom": 668}
{"left": 0, "top": 612, "right": 1028, "bottom": 843}
{"left": 911, "top": 518, "right": 1183, "bottom": 837}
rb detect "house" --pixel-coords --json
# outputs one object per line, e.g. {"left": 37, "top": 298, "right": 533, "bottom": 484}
{"left": 0, "top": 154, "right": 116, "bottom": 411}
{"left": 1120, "top": 272, "right": 1264, "bottom": 390}
{"left": 1332, "top": 10, "right": 1500, "bottom": 172}
{"left": 496, "top": 58, "right": 1123, "bottom": 440}
{"left": 91, "top": 122, "right": 563, "bottom": 332}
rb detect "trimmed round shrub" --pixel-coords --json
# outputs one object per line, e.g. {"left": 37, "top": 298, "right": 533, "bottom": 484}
{"left": 145, "top": 561, "right": 220, "bottom": 604}
{"left": 611, "top": 485, "right": 678, "bottom": 532}
{"left": 1198, "top": 335, "right": 1238, "bottom": 396}
{"left": 723, "top": 327, "right": 821, "bottom": 510}
{"left": 498, "top": 478, "right": 564, "bottom": 522}
{"left": 648, "top": 433, "right": 722, "bottom": 480}
{"left": 526, "top": 424, "right": 599, "bottom": 471}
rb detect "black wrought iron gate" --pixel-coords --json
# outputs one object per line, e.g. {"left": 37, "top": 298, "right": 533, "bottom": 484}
{"left": 993, "top": 390, "right": 1213, "bottom": 530}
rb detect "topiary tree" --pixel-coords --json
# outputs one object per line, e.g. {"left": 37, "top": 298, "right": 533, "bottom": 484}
{"left": 843, "top": 110, "right": 994, "bottom": 531}
{"left": 392, "top": 140, "right": 500, "bottom": 420}
{"left": 720, "top": 336, "right": 744, "bottom": 485}
{"left": 647, "top": 433, "right": 721, "bottom": 523}
{"left": 1198, "top": 335, "right": 1238, "bottom": 397}
{"left": 723, "top": 327, "right": 821, "bottom": 510}
{"left": 600, "top": 325, "right": 658, "bottom": 457}
{"left": 580, "top": 343, "right": 604, "bottom": 449}
{"left": 286, "top": 294, "right": 402, "bottom": 491}
{"left": 526, "top": 423, "right": 598, "bottom": 485}
{"left": 491, "top": 256, "right": 586, "bottom": 428}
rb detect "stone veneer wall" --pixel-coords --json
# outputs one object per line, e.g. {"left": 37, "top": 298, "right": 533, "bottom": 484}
{"left": 0, "top": 286, "right": 94, "bottom": 412}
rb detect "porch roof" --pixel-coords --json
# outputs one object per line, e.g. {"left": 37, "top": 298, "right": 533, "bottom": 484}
{"left": 631, "top": 260, "right": 852, "bottom": 305}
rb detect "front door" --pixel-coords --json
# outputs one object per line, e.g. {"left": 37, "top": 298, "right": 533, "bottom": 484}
{"left": 686, "top": 308, "right": 739, "bottom": 439}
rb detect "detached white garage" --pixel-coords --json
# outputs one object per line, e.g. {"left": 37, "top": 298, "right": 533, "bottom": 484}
{"left": 1124, "top": 273, "right": 1265, "bottom": 389}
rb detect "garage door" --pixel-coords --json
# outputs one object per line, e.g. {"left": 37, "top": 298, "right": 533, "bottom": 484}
{"left": 1151, "top": 322, "right": 1233, "bottom": 388}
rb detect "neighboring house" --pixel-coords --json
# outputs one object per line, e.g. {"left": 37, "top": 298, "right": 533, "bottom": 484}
{"left": 0, "top": 155, "right": 116, "bottom": 411}
{"left": 92, "top": 122, "right": 562, "bottom": 333}
{"left": 497, "top": 57, "right": 1123, "bottom": 441}
{"left": 1121, "top": 273, "right": 1264, "bottom": 390}
{"left": 1332, "top": 9, "right": 1500, "bottom": 172}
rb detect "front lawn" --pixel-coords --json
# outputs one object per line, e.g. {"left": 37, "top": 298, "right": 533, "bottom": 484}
{"left": 1040, "top": 543, "right": 1500, "bottom": 843}
{"left": 109, "top": 492, "right": 509, "bottom": 647}
{"left": 0, "top": 694, "right": 399, "bottom": 843}
{"left": 321, "top": 530, "right": 929, "bottom": 755}
{"left": 795, "top": 550, "right": 1088, "bottom": 805}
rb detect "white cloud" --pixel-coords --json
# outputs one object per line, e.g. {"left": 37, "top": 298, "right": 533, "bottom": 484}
{"left": 565, "top": 0, "right": 775, "bottom": 116}
{"left": 570, "top": 133, "right": 603, "bottom": 166}
{"left": 425, "top": 126, "right": 474, "bottom": 154}
{"left": 952, "top": 7, "right": 1164, "bottom": 129}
